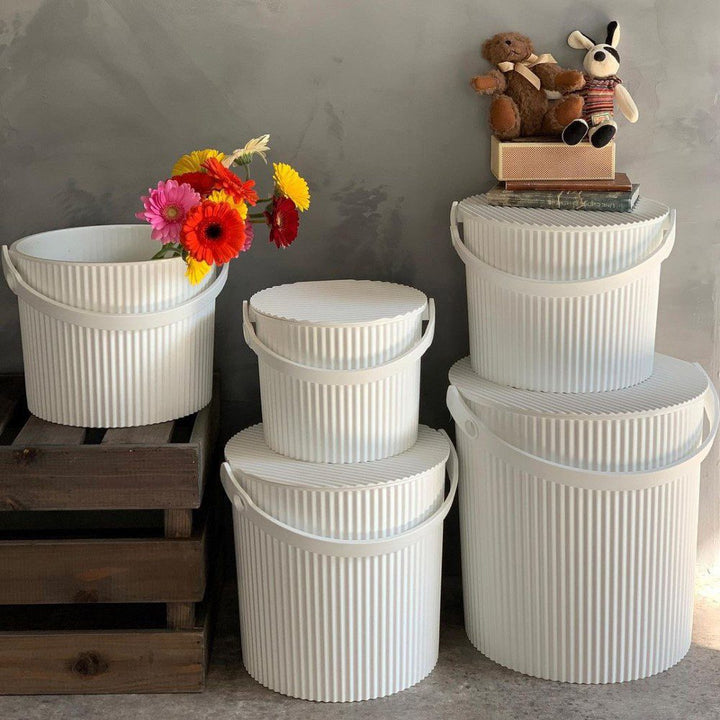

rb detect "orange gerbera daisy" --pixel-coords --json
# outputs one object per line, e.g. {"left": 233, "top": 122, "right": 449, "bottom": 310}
{"left": 202, "top": 157, "right": 259, "bottom": 206}
{"left": 180, "top": 200, "right": 246, "bottom": 265}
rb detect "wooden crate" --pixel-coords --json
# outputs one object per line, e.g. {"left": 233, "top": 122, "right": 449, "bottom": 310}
{"left": 0, "top": 376, "right": 221, "bottom": 694}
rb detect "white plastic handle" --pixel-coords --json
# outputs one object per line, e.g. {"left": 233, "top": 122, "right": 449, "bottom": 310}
{"left": 447, "top": 377, "right": 719, "bottom": 492}
{"left": 2, "top": 245, "right": 229, "bottom": 331}
{"left": 450, "top": 201, "right": 676, "bottom": 297}
{"left": 220, "top": 430, "right": 458, "bottom": 558}
{"left": 243, "top": 298, "right": 435, "bottom": 385}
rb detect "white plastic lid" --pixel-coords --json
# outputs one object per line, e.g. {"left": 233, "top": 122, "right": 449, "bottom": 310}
{"left": 449, "top": 354, "right": 709, "bottom": 419}
{"left": 249, "top": 280, "right": 427, "bottom": 325}
{"left": 458, "top": 195, "right": 669, "bottom": 230}
{"left": 225, "top": 424, "right": 450, "bottom": 488}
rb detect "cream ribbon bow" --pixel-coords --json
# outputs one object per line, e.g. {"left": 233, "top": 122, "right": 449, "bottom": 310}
{"left": 497, "top": 53, "right": 556, "bottom": 90}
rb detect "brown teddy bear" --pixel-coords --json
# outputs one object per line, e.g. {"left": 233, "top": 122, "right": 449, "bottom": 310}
{"left": 471, "top": 32, "right": 585, "bottom": 140}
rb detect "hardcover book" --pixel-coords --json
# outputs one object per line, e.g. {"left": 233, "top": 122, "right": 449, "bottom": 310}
{"left": 504, "top": 173, "right": 632, "bottom": 192}
{"left": 485, "top": 184, "right": 640, "bottom": 212}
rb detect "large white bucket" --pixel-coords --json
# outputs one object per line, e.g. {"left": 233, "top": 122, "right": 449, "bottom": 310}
{"left": 447, "top": 383, "right": 719, "bottom": 684}
{"left": 220, "top": 434, "right": 457, "bottom": 702}
{"left": 451, "top": 202, "right": 676, "bottom": 393}
{"left": 243, "top": 282, "right": 435, "bottom": 463}
{"left": 225, "top": 424, "right": 450, "bottom": 539}
{"left": 3, "top": 225, "right": 227, "bottom": 427}
{"left": 457, "top": 195, "right": 670, "bottom": 281}
{"left": 449, "top": 354, "right": 710, "bottom": 472}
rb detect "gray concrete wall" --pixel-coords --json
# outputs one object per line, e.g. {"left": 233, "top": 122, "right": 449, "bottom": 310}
{"left": 1, "top": 1, "right": 719, "bottom": 566}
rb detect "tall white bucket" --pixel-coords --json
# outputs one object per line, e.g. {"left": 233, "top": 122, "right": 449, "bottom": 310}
{"left": 447, "top": 382, "right": 719, "bottom": 684}
{"left": 220, "top": 433, "right": 457, "bottom": 702}
{"left": 451, "top": 202, "right": 676, "bottom": 393}
{"left": 3, "top": 226, "right": 227, "bottom": 427}
{"left": 244, "top": 280, "right": 434, "bottom": 463}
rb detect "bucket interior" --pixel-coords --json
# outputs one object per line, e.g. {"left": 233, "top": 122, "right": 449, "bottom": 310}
{"left": 13, "top": 225, "right": 161, "bottom": 264}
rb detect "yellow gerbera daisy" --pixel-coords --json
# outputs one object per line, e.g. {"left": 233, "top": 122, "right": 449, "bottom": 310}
{"left": 185, "top": 257, "right": 212, "bottom": 286}
{"left": 172, "top": 148, "right": 225, "bottom": 177}
{"left": 207, "top": 189, "right": 248, "bottom": 219}
{"left": 273, "top": 162, "right": 310, "bottom": 212}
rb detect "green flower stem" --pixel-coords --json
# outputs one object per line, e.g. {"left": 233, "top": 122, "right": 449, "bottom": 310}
{"left": 249, "top": 218, "right": 268, "bottom": 224}
{"left": 151, "top": 243, "right": 182, "bottom": 260}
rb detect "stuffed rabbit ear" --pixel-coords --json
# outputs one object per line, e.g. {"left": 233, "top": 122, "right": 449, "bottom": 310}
{"left": 568, "top": 30, "right": 595, "bottom": 50}
{"left": 605, "top": 21, "right": 620, "bottom": 48}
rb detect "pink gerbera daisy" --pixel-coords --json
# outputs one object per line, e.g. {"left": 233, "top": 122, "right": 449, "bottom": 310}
{"left": 136, "top": 179, "right": 200, "bottom": 243}
{"left": 242, "top": 219, "right": 254, "bottom": 252}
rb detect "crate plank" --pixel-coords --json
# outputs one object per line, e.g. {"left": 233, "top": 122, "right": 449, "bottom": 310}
{"left": 102, "top": 421, "right": 174, "bottom": 445}
{"left": 13, "top": 416, "right": 86, "bottom": 446}
{"left": 0, "top": 624, "right": 207, "bottom": 694}
{"left": 0, "top": 523, "right": 207, "bottom": 605}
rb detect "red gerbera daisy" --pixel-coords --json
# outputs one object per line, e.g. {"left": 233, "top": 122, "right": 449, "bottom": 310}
{"left": 265, "top": 196, "right": 299, "bottom": 248}
{"left": 172, "top": 171, "right": 218, "bottom": 197}
{"left": 202, "top": 157, "right": 259, "bottom": 206}
{"left": 180, "top": 200, "right": 246, "bottom": 265}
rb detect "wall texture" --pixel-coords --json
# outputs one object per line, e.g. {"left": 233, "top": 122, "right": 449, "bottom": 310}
{"left": 1, "top": 1, "right": 719, "bottom": 566}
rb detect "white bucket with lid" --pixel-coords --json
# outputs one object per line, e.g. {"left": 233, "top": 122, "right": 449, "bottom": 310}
{"left": 457, "top": 195, "right": 670, "bottom": 281}
{"left": 451, "top": 202, "right": 676, "bottom": 393}
{"left": 449, "top": 353, "right": 709, "bottom": 472}
{"left": 244, "top": 280, "right": 434, "bottom": 463}
{"left": 447, "top": 375, "right": 719, "bottom": 684}
{"left": 225, "top": 424, "right": 449, "bottom": 539}
{"left": 2, "top": 225, "right": 226, "bottom": 427}
{"left": 220, "top": 430, "right": 457, "bottom": 702}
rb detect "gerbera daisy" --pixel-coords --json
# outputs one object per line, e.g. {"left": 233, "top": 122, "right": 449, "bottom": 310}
{"left": 172, "top": 148, "right": 225, "bottom": 177}
{"left": 265, "top": 196, "right": 299, "bottom": 248}
{"left": 242, "top": 219, "right": 254, "bottom": 252}
{"left": 136, "top": 179, "right": 200, "bottom": 243}
{"left": 181, "top": 200, "right": 246, "bottom": 265}
{"left": 273, "top": 162, "right": 310, "bottom": 212}
{"left": 202, "top": 157, "right": 259, "bottom": 206}
{"left": 207, "top": 189, "right": 247, "bottom": 219}
{"left": 222, "top": 134, "right": 271, "bottom": 167}
{"left": 171, "top": 171, "right": 218, "bottom": 197}
{"left": 185, "top": 256, "right": 212, "bottom": 286}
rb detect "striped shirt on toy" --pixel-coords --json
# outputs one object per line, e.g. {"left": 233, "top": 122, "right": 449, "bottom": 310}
{"left": 581, "top": 75, "right": 621, "bottom": 124}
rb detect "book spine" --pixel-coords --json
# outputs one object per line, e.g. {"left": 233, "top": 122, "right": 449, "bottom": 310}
{"left": 487, "top": 192, "right": 634, "bottom": 212}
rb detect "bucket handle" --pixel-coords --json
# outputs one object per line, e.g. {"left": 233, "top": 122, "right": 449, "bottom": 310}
{"left": 2, "top": 245, "right": 229, "bottom": 331}
{"left": 450, "top": 202, "right": 676, "bottom": 298}
{"left": 447, "top": 375, "right": 719, "bottom": 492}
{"left": 220, "top": 430, "right": 457, "bottom": 558}
{"left": 243, "top": 298, "right": 435, "bottom": 385}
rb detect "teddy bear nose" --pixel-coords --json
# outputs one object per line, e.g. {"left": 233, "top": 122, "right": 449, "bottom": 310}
{"left": 505, "top": 40, "right": 512, "bottom": 45}
{"left": 594, "top": 51, "right": 606, "bottom": 61}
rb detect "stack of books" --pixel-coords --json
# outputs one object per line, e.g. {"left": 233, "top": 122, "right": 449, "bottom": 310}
{"left": 488, "top": 137, "right": 639, "bottom": 212}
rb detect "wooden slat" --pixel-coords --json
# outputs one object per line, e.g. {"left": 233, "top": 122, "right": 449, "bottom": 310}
{"left": 13, "top": 416, "right": 87, "bottom": 446}
{"left": 102, "top": 421, "right": 174, "bottom": 445}
{"left": 0, "top": 445, "right": 200, "bottom": 511}
{"left": 167, "top": 603, "right": 195, "bottom": 630}
{"left": 165, "top": 509, "right": 193, "bottom": 538}
{"left": 0, "top": 523, "right": 207, "bottom": 605}
{"left": 0, "top": 624, "right": 206, "bottom": 694}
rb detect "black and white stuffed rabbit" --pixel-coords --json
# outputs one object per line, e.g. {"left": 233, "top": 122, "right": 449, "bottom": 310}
{"left": 561, "top": 21, "right": 639, "bottom": 148}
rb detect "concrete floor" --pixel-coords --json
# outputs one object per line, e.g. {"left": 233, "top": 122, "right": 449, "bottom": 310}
{"left": 2, "top": 574, "right": 720, "bottom": 720}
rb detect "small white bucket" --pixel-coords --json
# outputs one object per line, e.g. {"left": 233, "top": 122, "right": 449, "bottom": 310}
{"left": 447, "top": 382, "right": 719, "bottom": 684}
{"left": 220, "top": 434, "right": 457, "bottom": 702}
{"left": 451, "top": 202, "right": 676, "bottom": 393}
{"left": 449, "top": 354, "right": 710, "bottom": 472}
{"left": 225, "top": 424, "right": 450, "bottom": 539}
{"left": 3, "top": 225, "right": 227, "bottom": 427}
{"left": 244, "top": 281, "right": 435, "bottom": 463}
{"left": 457, "top": 195, "right": 670, "bottom": 281}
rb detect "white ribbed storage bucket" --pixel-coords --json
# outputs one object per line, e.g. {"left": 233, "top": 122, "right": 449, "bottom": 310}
{"left": 220, "top": 433, "right": 457, "bottom": 702}
{"left": 2, "top": 226, "right": 227, "bottom": 427}
{"left": 225, "top": 424, "right": 450, "bottom": 539}
{"left": 449, "top": 354, "right": 709, "bottom": 472}
{"left": 447, "top": 381, "right": 719, "bottom": 684}
{"left": 244, "top": 280, "right": 434, "bottom": 463}
{"left": 457, "top": 195, "right": 670, "bottom": 281}
{"left": 451, "top": 202, "right": 676, "bottom": 392}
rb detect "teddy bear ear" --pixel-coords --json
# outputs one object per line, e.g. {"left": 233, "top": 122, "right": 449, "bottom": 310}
{"left": 605, "top": 21, "right": 620, "bottom": 48}
{"left": 568, "top": 30, "right": 596, "bottom": 50}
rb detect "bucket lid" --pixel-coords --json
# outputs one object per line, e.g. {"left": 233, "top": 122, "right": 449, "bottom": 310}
{"left": 225, "top": 424, "right": 450, "bottom": 489}
{"left": 458, "top": 195, "right": 669, "bottom": 230}
{"left": 249, "top": 280, "right": 427, "bottom": 326}
{"left": 449, "top": 354, "right": 709, "bottom": 419}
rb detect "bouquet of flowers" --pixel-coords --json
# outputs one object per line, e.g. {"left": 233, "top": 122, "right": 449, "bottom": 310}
{"left": 136, "top": 134, "right": 310, "bottom": 284}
